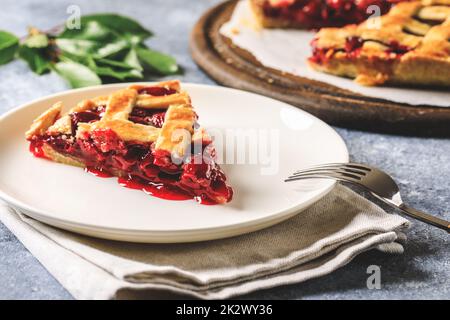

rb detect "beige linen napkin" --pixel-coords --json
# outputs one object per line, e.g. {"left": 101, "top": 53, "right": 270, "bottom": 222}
{"left": 0, "top": 185, "right": 410, "bottom": 299}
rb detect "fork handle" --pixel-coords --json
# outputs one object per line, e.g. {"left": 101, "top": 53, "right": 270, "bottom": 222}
{"left": 398, "top": 204, "right": 450, "bottom": 233}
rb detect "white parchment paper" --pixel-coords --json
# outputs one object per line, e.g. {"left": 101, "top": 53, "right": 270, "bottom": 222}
{"left": 220, "top": 0, "right": 450, "bottom": 107}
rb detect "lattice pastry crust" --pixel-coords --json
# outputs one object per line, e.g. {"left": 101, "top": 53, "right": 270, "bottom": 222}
{"left": 309, "top": 0, "right": 450, "bottom": 86}
{"left": 26, "top": 80, "right": 197, "bottom": 156}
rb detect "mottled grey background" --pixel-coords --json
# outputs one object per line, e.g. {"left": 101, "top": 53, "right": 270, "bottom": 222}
{"left": 0, "top": 0, "right": 448, "bottom": 300}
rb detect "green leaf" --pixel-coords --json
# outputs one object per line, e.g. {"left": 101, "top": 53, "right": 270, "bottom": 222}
{"left": 24, "top": 34, "right": 49, "bottom": 48}
{"left": 56, "top": 17, "right": 148, "bottom": 59}
{"left": 94, "top": 65, "right": 143, "bottom": 80}
{"left": 56, "top": 37, "right": 129, "bottom": 59}
{"left": 55, "top": 38, "right": 99, "bottom": 56}
{"left": 0, "top": 30, "right": 19, "bottom": 65}
{"left": 58, "top": 20, "right": 116, "bottom": 42}
{"left": 94, "top": 39, "right": 130, "bottom": 58}
{"left": 18, "top": 45, "right": 51, "bottom": 75}
{"left": 79, "top": 14, "right": 152, "bottom": 41}
{"left": 95, "top": 57, "right": 135, "bottom": 69}
{"left": 87, "top": 56, "right": 142, "bottom": 80}
{"left": 136, "top": 46, "right": 178, "bottom": 75}
{"left": 54, "top": 14, "right": 179, "bottom": 79}
{"left": 53, "top": 60, "right": 101, "bottom": 88}
{"left": 124, "top": 48, "right": 143, "bottom": 71}
{"left": 54, "top": 50, "right": 85, "bottom": 64}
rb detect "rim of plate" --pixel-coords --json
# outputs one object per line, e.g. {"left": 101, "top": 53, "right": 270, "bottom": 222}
{"left": 0, "top": 82, "right": 349, "bottom": 242}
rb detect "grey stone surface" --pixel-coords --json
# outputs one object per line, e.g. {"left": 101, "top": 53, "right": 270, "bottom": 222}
{"left": 0, "top": 0, "right": 448, "bottom": 300}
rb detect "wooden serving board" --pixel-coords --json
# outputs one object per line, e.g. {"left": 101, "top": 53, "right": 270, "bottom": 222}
{"left": 190, "top": 0, "right": 450, "bottom": 136}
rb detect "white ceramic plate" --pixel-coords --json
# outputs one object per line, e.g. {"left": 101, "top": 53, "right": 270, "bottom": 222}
{"left": 0, "top": 83, "right": 348, "bottom": 243}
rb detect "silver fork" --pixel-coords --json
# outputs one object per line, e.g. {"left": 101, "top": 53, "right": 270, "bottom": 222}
{"left": 285, "top": 163, "right": 450, "bottom": 233}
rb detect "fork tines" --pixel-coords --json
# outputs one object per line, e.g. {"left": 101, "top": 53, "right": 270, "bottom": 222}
{"left": 285, "top": 163, "right": 371, "bottom": 183}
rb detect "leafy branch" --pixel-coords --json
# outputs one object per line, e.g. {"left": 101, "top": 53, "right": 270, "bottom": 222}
{"left": 0, "top": 14, "right": 180, "bottom": 88}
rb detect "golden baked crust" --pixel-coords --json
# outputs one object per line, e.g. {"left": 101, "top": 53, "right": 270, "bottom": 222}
{"left": 25, "top": 103, "right": 62, "bottom": 140}
{"left": 155, "top": 104, "right": 196, "bottom": 156}
{"left": 26, "top": 80, "right": 203, "bottom": 163}
{"left": 28, "top": 80, "right": 197, "bottom": 150}
{"left": 309, "top": 0, "right": 450, "bottom": 86}
{"left": 41, "top": 143, "right": 85, "bottom": 168}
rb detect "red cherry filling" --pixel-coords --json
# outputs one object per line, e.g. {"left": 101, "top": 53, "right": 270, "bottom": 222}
{"left": 29, "top": 139, "right": 47, "bottom": 159}
{"left": 30, "top": 128, "right": 232, "bottom": 204}
{"left": 309, "top": 38, "right": 334, "bottom": 64}
{"left": 137, "top": 86, "right": 177, "bottom": 96}
{"left": 345, "top": 36, "right": 364, "bottom": 53}
{"left": 128, "top": 107, "right": 166, "bottom": 127}
{"left": 71, "top": 111, "right": 101, "bottom": 126}
{"left": 118, "top": 177, "right": 192, "bottom": 201}
{"left": 310, "top": 37, "right": 412, "bottom": 65}
{"left": 386, "top": 41, "right": 411, "bottom": 56}
{"left": 262, "top": 0, "right": 404, "bottom": 28}
{"left": 70, "top": 105, "right": 105, "bottom": 135}
{"left": 153, "top": 149, "right": 183, "bottom": 174}
{"left": 179, "top": 155, "right": 233, "bottom": 204}
{"left": 46, "top": 135, "right": 78, "bottom": 154}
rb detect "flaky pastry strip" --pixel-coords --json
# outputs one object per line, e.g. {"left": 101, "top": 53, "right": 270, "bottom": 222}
{"left": 128, "top": 80, "right": 181, "bottom": 92}
{"left": 25, "top": 103, "right": 62, "bottom": 139}
{"left": 77, "top": 119, "right": 161, "bottom": 143}
{"left": 135, "top": 92, "right": 191, "bottom": 109}
{"left": 155, "top": 104, "right": 196, "bottom": 156}
{"left": 103, "top": 89, "right": 137, "bottom": 121}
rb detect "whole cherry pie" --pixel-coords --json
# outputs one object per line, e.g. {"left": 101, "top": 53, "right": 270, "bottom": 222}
{"left": 25, "top": 80, "right": 233, "bottom": 204}
{"left": 308, "top": 0, "right": 450, "bottom": 86}
{"left": 250, "top": 0, "right": 409, "bottom": 29}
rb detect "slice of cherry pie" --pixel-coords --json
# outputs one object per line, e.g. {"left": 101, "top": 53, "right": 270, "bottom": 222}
{"left": 308, "top": 0, "right": 450, "bottom": 86}
{"left": 25, "top": 80, "right": 233, "bottom": 204}
{"left": 250, "top": 0, "right": 409, "bottom": 29}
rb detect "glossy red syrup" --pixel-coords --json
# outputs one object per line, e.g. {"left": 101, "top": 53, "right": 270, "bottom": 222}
{"left": 309, "top": 38, "right": 333, "bottom": 65}
{"left": 82, "top": 167, "right": 220, "bottom": 204}
{"left": 85, "top": 167, "right": 113, "bottom": 178}
{"left": 85, "top": 166, "right": 221, "bottom": 204}
{"left": 117, "top": 177, "right": 193, "bottom": 201}
{"left": 29, "top": 140, "right": 48, "bottom": 159}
